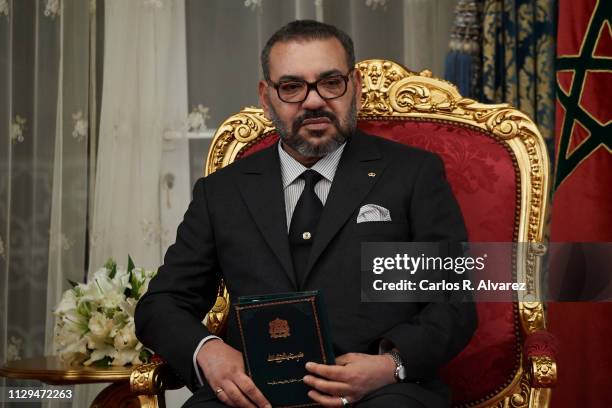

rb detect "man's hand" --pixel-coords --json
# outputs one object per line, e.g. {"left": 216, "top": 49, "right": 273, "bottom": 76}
{"left": 303, "top": 352, "right": 396, "bottom": 407}
{"left": 196, "top": 339, "right": 271, "bottom": 408}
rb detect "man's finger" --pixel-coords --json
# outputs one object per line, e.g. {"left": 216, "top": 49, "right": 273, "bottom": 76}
{"left": 213, "top": 382, "right": 237, "bottom": 407}
{"left": 234, "top": 373, "right": 272, "bottom": 408}
{"left": 219, "top": 380, "right": 257, "bottom": 408}
{"left": 305, "top": 362, "right": 348, "bottom": 381}
{"left": 307, "top": 389, "right": 346, "bottom": 407}
{"left": 303, "top": 374, "right": 350, "bottom": 396}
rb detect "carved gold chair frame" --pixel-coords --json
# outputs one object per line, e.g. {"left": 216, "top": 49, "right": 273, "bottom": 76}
{"left": 131, "top": 60, "right": 555, "bottom": 408}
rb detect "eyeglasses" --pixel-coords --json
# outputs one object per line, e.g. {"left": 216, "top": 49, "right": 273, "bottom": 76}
{"left": 268, "top": 70, "right": 353, "bottom": 103}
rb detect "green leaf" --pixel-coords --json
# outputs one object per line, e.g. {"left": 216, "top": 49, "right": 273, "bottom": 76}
{"left": 139, "top": 349, "right": 153, "bottom": 363}
{"left": 92, "top": 356, "right": 113, "bottom": 367}
{"left": 127, "top": 255, "right": 135, "bottom": 273}
{"left": 105, "top": 258, "right": 117, "bottom": 279}
{"left": 77, "top": 301, "right": 92, "bottom": 319}
{"left": 129, "top": 270, "right": 142, "bottom": 300}
{"left": 104, "top": 257, "right": 116, "bottom": 270}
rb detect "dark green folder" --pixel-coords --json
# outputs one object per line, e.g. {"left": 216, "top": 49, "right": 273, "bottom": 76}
{"left": 235, "top": 291, "right": 335, "bottom": 407}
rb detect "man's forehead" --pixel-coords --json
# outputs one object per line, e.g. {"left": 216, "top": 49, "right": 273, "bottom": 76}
{"left": 268, "top": 38, "right": 349, "bottom": 79}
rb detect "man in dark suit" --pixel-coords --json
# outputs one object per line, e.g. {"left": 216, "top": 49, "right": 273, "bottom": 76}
{"left": 135, "top": 20, "right": 476, "bottom": 408}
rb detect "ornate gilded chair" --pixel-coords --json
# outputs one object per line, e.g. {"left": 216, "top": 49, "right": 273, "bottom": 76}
{"left": 131, "top": 60, "right": 557, "bottom": 408}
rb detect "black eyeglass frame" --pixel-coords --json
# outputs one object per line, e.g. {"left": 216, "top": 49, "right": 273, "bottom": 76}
{"left": 267, "top": 69, "right": 354, "bottom": 103}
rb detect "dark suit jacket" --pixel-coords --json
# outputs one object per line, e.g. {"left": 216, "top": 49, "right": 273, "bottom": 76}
{"left": 135, "top": 130, "right": 477, "bottom": 401}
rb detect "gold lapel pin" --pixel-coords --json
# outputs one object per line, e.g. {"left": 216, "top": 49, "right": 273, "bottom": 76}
{"left": 368, "top": 172, "right": 376, "bottom": 177}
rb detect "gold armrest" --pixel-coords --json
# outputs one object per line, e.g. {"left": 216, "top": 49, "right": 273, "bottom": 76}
{"left": 205, "top": 285, "right": 230, "bottom": 335}
{"left": 130, "top": 361, "right": 183, "bottom": 396}
{"left": 529, "top": 355, "right": 557, "bottom": 388}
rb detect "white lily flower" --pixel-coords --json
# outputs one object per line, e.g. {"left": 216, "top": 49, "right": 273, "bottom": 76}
{"left": 111, "top": 349, "right": 142, "bottom": 366}
{"left": 114, "top": 322, "right": 138, "bottom": 350}
{"left": 84, "top": 268, "right": 129, "bottom": 309}
{"left": 88, "top": 312, "right": 113, "bottom": 339}
{"left": 54, "top": 290, "right": 78, "bottom": 315}
{"left": 59, "top": 351, "right": 88, "bottom": 365}
{"left": 55, "top": 320, "right": 88, "bottom": 353}
{"left": 83, "top": 342, "right": 116, "bottom": 366}
{"left": 102, "top": 290, "right": 126, "bottom": 310}
{"left": 114, "top": 269, "right": 131, "bottom": 288}
{"left": 60, "top": 309, "right": 89, "bottom": 334}
{"left": 119, "top": 298, "right": 137, "bottom": 316}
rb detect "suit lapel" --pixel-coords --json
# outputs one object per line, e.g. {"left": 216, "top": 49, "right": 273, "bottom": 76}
{"left": 302, "top": 131, "right": 388, "bottom": 287}
{"left": 237, "top": 146, "right": 297, "bottom": 288}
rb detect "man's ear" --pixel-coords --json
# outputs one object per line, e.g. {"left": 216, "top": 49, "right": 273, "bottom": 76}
{"left": 258, "top": 80, "right": 271, "bottom": 119}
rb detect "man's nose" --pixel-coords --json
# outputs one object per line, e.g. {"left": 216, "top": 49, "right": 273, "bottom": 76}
{"left": 301, "top": 86, "right": 327, "bottom": 110}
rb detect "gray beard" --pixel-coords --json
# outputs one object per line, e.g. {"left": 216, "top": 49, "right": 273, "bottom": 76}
{"left": 268, "top": 94, "right": 357, "bottom": 158}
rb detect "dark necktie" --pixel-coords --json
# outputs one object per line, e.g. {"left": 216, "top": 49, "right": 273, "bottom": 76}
{"left": 289, "top": 169, "right": 324, "bottom": 286}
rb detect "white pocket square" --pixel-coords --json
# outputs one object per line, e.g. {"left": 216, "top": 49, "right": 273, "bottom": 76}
{"left": 356, "top": 204, "right": 392, "bottom": 223}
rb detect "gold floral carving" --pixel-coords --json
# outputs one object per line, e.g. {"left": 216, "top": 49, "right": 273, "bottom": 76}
{"left": 509, "top": 375, "right": 531, "bottom": 408}
{"left": 471, "top": 366, "right": 553, "bottom": 408}
{"left": 206, "top": 285, "right": 230, "bottom": 335}
{"left": 130, "top": 361, "right": 181, "bottom": 396}
{"left": 530, "top": 356, "right": 557, "bottom": 388}
{"left": 524, "top": 243, "right": 547, "bottom": 297}
{"left": 519, "top": 302, "right": 546, "bottom": 335}
{"left": 356, "top": 60, "right": 411, "bottom": 115}
{"left": 130, "top": 362, "right": 163, "bottom": 395}
{"left": 206, "top": 107, "right": 273, "bottom": 176}
{"left": 472, "top": 368, "right": 529, "bottom": 408}
{"left": 498, "top": 376, "right": 531, "bottom": 408}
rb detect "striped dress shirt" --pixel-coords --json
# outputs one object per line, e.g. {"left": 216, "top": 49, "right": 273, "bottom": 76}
{"left": 277, "top": 141, "right": 346, "bottom": 230}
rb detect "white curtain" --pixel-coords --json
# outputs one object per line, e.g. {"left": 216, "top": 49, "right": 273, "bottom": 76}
{"left": 45, "top": 0, "right": 92, "bottom": 353}
{"left": 0, "top": 0, "right": 90, "bottom": 374}
{"left": 1, "top": 1, "right": 90, "bottom": 407}
{"left": 90, "top": 0, "right": 188, "bottom": 272}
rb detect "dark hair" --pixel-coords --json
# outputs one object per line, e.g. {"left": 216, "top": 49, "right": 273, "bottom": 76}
{"left": 261, "top": 20, "right": 355, "bottom": 81}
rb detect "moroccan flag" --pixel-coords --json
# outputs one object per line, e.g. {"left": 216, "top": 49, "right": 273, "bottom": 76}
{"left": 549, "top": 0, "right": 611, "bottom": 407}
{"left": 553, "top": 0, "right": 611, "bottom": 241}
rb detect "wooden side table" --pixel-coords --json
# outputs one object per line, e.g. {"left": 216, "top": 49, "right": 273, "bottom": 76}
{"left": 0, "top": 356, "right": 171, "bottom": 408}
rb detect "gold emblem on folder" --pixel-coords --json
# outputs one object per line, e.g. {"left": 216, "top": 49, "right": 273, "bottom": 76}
{"left": 269, "top": 318, "right": 291, "bottom": 339}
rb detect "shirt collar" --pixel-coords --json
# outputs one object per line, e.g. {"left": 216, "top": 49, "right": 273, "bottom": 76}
{"left": 278, "top": 141, "right": 346, "bottom": 188}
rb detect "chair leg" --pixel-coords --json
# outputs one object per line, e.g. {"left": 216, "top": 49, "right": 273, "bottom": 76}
{"left": 137, "top": 394, "right": 165, "bottom": 408}
{"left": 529, "top": 388, "right": 551, "bottom": 408}
{"left": 89, "top": 382, "right": 141, "bottom": 407}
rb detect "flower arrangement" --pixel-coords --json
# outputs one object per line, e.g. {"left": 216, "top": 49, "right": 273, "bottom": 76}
{"left": 53, "top": 257, "right": 156, "bottom": 366}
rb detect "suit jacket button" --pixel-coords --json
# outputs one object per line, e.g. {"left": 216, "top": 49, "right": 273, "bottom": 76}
{"left": 302, "top": 232, "right": 312, "bottom": 240}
